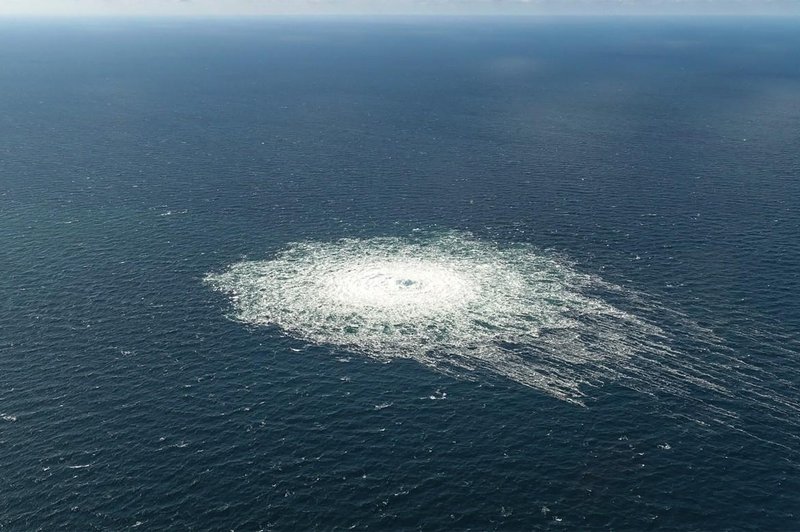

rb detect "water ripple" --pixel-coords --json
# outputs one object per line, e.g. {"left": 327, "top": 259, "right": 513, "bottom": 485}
{"left": 207, "top": 231, "right": 732, "bottom": 408}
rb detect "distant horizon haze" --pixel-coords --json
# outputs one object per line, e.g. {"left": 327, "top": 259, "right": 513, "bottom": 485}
{"left": 2, "top": 0, "right": 800, "bottom": 17}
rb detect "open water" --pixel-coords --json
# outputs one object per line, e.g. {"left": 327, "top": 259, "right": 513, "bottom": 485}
{"left": 1, "top": 17, "right": 799, "bottom": 530}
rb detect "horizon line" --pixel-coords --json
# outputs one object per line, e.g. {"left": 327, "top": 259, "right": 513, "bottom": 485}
{"left": 2, "top": 12, "right": 800, "bottom": 19}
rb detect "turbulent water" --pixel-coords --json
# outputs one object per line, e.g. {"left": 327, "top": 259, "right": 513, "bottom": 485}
{"left": 207, "top": 231, "right": 800, "bottom": 434}
{"left": 208, "top": 233, "right": 684, "bottom": 403}
{"left": 2, "top": 18, "right": 800, "bottom": 531}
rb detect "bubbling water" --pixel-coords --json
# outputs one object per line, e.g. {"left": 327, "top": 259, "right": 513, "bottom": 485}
{"left": 205, "top": 232, "right": 684, "bottom": 403}
{"left": 321, "top": 259, "right": 479, "bottom": 313}
{"left": 206, "top": 231, "right": 800, "bottom": 453}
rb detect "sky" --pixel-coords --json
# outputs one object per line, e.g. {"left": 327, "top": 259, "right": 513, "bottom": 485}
{"left": 0, "top": 0, "right": 798, "bottom": 17}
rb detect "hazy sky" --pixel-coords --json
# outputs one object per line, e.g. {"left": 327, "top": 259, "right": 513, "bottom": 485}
{"left": 1, "top": 0, "right": 799, "bottom": 17}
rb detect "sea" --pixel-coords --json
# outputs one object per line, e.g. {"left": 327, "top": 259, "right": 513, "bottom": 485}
{"left": 1, "top": 17, "right": 799, "bottom": 530}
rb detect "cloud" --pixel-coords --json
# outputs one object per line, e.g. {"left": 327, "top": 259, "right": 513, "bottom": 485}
{"left": 0, "top": 0, "right": 798, "bottom": 16}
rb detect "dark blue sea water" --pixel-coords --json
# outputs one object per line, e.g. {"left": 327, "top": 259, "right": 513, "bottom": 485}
{"left": 1, "top": 17, "right": 799, "bottom": 530}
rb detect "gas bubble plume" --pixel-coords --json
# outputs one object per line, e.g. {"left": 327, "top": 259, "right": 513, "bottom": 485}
{"left": 206, "top": 232, "right": 704, "bottom": 404}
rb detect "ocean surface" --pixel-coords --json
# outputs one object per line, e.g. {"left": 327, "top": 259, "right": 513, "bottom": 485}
{"left": 1, "top": 17, "right": 799, "bottom": 530}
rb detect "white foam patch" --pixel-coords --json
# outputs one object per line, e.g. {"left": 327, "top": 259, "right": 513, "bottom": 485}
{"left": 205, "top": 231, "right": 712, "bottom": 404}
{"left": 206, "top": 230, "right": 800, "bottom": 456}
